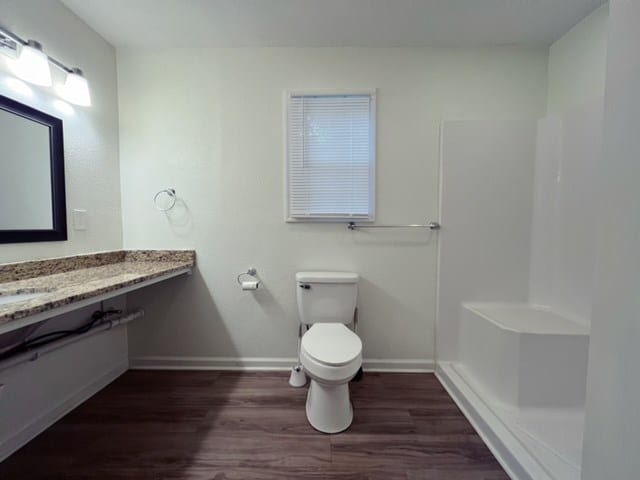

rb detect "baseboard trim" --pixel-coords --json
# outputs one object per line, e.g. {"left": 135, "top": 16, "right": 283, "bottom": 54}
{"left": 129, "top": 356, "right": 434, "bottom": 373}
{"left": 363, "top": 358, "right": 434, "bottom": 372}
{"left": 130, "top": 356, "right": 296, "bottom": 371}
{"left": 0, "top": 361, "right": 128, "bottom": 463}
{"left": 436, "top": 362, "right": 552, "bottom": 480}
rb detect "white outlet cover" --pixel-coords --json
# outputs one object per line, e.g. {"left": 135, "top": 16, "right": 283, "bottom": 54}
{"left": 72, "top": 209, "right": 88, "bottom": 231}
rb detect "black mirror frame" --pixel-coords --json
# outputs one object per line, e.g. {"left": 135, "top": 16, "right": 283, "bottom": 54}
{"left": 0, "top": 94, "right": 67, "bottom": 244}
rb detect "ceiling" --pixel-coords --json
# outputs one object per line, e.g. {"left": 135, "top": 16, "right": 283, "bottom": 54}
{"left": 61, "top": 0, "right": 607, "bottom": 49}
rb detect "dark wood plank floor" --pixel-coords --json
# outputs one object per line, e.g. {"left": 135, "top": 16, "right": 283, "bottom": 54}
{"left": 0, "top": 371, "right": 509, "bottom": 480}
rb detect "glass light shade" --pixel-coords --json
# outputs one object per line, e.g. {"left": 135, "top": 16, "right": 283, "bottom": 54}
{"left": 58, "top": 69, "right": 91, "bottom": 107}
{"left": 11, "top": 41, "right": 52, "bottom": 86}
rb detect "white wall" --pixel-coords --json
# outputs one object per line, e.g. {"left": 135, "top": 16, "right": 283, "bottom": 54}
{"left": 0, "top": 0, "right": 122, "bottom": 262}
{"left": 547, "top": 4, "right": 609, "bottom": 114}
{"left": 582, "top": 0, "right": 640, "bottom": 477}
{"left": 118, "top": 47, "right": 548, "bottom": 367}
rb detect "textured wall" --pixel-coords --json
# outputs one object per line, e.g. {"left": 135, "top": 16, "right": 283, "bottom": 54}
{"left": 547, "top": 4, "right": 609, "bottom": 114}
{"left": 118, "top": 47, "right": 547, "bottom": 366}
{"left": 0, "top": 0, "right": 122, "bottom": 262}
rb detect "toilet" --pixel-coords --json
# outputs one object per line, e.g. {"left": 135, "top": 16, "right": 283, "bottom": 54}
{"left": 296, "top": 271, "right": 362, "bottom": 433}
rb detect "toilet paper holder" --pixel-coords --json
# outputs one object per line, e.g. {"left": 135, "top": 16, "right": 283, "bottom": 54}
{"left": 237, "top": 268, "right": 260, "bottom": 289}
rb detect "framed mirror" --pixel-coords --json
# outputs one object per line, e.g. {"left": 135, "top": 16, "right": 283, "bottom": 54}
{"left": 0, "top": 94, "right": 67, "bottom": 244}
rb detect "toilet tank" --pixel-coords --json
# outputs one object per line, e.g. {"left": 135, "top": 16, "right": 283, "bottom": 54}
{"left": 296, "top": 272, "right": 358, "bottom": 325}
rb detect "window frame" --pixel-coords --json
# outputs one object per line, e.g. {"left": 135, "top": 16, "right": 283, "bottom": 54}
{"left": 284, "top": 88, "right": 377, "bottom": 223}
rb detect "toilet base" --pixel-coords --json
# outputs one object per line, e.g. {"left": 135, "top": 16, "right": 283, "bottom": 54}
{"left": 305, "top": 379, "right": 353, "bottom": 433}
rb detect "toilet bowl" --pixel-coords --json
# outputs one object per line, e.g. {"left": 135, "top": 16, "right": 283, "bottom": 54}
{"left": 301, "top": 323, "right": 362, "bottom": 433}
{"left": 296, "top": 272, "right": 362, "bottom": 433}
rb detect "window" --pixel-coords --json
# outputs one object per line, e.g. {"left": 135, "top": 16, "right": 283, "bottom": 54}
{"left": 286, "top": 90, "right": 376, "bottom": 221}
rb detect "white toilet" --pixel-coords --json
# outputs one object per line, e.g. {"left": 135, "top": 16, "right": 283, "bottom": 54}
{"left": 296, "top": 271, "right": 362, "bottom": 433}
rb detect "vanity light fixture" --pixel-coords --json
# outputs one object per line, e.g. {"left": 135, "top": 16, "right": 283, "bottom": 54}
{"left": 0, "top": 26, "right": 91, "bottom": 107}
{"left": 11, "top": 40, "right": 52, "bottom": 86}
{"left": 57, "top": 68, "right": 91, "bottom": 107}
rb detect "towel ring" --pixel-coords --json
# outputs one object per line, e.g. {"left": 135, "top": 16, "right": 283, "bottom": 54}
{"left": 154, "top": 188, "right": 176, "bottom": 211}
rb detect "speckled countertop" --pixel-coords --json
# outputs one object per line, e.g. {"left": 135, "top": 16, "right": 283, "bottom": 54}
{"left": 0, "top": 250, "right": 195, "bottom": 325}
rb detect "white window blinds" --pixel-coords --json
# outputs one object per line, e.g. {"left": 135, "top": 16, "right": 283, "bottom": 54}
{"left": 287, "top": 92, "right": 376, "bottom": 221}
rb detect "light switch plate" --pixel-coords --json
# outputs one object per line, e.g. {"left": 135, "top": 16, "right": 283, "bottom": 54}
{"left": 72, "top": 209, "right": 88, "bottom": 231}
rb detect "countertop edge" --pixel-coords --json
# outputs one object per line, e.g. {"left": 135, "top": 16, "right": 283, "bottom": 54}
{"left": 0, "top": 249, "right": 196, "bottom": 283}
{"left": 0, "top": 250, "right": 196, "bottom": 326}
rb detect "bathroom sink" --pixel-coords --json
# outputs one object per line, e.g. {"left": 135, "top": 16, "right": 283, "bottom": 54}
{"left": 0, "top": 292, "right": 46, "bottom": 306}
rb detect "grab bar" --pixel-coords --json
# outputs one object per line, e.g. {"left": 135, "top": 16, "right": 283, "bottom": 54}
{"left": 347, "top": 221, "right": 441, "bottom": 231}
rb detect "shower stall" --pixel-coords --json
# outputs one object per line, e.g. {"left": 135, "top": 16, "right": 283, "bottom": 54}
{"left": 436, "top": 101, "right": 603, "bottom": 480}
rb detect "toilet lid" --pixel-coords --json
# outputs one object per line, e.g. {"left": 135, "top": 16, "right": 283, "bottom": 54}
{"left": 301, "top": 324, "right": 362, "bottom": 366}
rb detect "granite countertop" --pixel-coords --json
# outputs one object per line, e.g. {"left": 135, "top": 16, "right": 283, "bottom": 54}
{"left": 0, "top": 250, "right": 195, "bottom": 325}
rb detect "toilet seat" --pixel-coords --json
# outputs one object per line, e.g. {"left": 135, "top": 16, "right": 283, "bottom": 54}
{"left": 301, "top": 323, "right": 362, "bottom": 366}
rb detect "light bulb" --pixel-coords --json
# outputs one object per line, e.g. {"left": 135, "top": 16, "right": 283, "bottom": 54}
{"left": 58, "top": 68, "right": 91, "bottom": 107}
{"left": 11, "top": 40, "right": 52, "bottom": 86}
